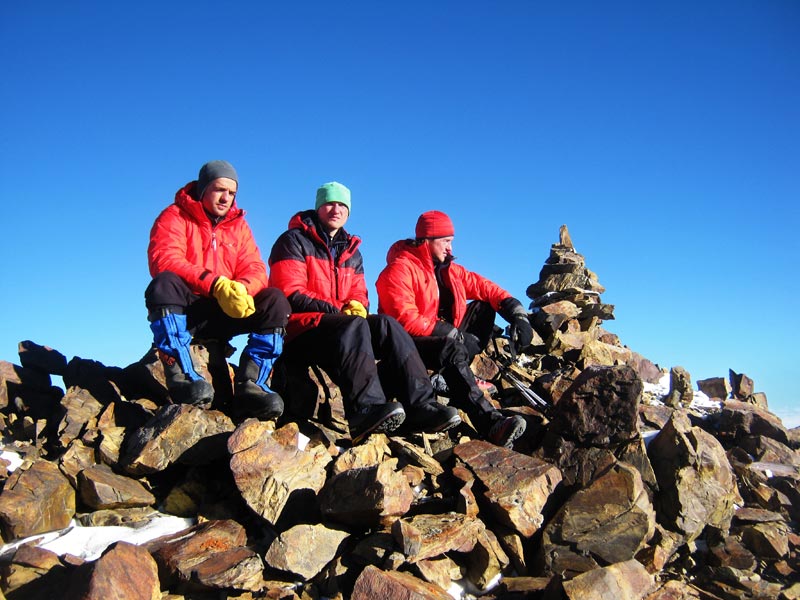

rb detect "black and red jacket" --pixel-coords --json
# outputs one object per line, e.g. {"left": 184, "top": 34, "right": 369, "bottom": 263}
{"left": 269, "top": 210, "right": 369, "bottom": 339}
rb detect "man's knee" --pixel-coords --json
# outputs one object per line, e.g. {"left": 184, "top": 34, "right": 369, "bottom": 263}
{"left": 145, "top": 271, "right": 192, "bottom": 309}
{"left": 253, "top": 287, "right": 291, "bottom": 325}
{"left": 253, "top": 288, "right": 292, "bottom": 333}
{"left": 439, "top": 337, "right": 470, "bottom": 366}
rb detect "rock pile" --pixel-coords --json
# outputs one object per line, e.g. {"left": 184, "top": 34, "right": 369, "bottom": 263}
{"left": 0, "top": 226, "right": 797, "bottom": 600}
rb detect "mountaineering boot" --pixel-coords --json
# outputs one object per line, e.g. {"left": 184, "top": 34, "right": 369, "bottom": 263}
{"left": 233, "top": 331, "right": 285, "bottom": 420}
{"left": 150, "top": 311, "right": 214, "bottom": 406}
{"left": 488, "top": 414, "right": 527, "bottom": 449}
{"left": 349, "top": 402, "right": 406, "bottom": 445}
{"left": 404, "top": 401, "right": 461, "bottom": 434}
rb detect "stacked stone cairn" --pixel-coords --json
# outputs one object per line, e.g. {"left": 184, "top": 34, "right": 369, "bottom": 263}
{"left": 0, "top": 226, "right": 796, "bottom": 600}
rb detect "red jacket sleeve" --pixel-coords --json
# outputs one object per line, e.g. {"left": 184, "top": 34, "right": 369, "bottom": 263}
{"left": 458, "top": 265, "right": 511, "bottom": 310}
{"left": 148, "top": 206, "right": 216, "bottom": 295}
{"left": 376, "top": 262, "right": 438, "bottom": 337}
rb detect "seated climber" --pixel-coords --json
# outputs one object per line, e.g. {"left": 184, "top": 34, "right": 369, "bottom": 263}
{"left": 268, "top": 182, "right": 461, "bottom": 444}
{"left": 145, "top": 160, "right": 290, "bottom": 419}
{"left": 376, "top": 210, "right": 534, "bottom": 448}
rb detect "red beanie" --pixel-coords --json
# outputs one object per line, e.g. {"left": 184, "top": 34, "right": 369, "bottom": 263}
{"left": 415, "top": 210, "right": 455, "bottom": 239}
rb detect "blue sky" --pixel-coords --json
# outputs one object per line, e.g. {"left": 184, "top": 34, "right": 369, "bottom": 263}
{"left": 2, "top": 1, "right": 798, "bottom": 426}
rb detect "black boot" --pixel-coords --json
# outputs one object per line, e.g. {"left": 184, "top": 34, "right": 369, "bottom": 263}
{"left": 150, "top": 311, "right": 214, "bottom": 407}
{"left": 233, "top": 331, "right": 284, "bottom": 420}
{"left": 488, "top": 414, "right": 526, "bottom": 449}
{"left": 403, "top": 401, "right": 461, "bottom": 433}
{"left": 349, "top": 402, "right": 406, "bottom": 445}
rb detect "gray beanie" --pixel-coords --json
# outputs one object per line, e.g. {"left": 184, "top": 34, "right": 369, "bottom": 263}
{"left": 197, "top": 160, "right": 238, "bottom": 199}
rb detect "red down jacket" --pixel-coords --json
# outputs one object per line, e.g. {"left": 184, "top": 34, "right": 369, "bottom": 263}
{"left": 269, "top": 210, "right": 368, "bottom": 339}
{"left": 147, "top": 181, "right": 269, "bottom": 297}
{"left": 376, "top": 239, "right": 510, "bottom": 337}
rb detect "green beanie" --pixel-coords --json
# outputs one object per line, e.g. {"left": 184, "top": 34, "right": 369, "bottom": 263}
{"left": 315, "top": 181, "right": 351, "bottom": 213}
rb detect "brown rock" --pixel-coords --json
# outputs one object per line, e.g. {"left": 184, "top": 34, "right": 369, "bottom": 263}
{"left": 533, "top": 366, "right": 581, "bottom": 404}
{"left": 578, "top": 338, "right": 631, "bottom": 369}
{"left": 0, "top": 545, "right": 70, "bottom": 598}
{"left": 66, "top": 541, "right": 160, "bottom": 600}
{"left": 463, "top": 526, "right": 510, "bottom": 591}
{"left": 320, "top": 458, "right": 413, "bottom": 528}
{"left": 54, "top": 387, "right": 104, "bottom": 450}
{"left": 76, "top": 506, "right": 159, "bottom": 527}
{"left": 121, "top": 403, "right": 235, "bottom": 475}
{"left": 740, "top": 521, "right": 791, "bottom": 560}
{"left": 647, "top": 412, "right": 741, "bottom": 541}
{"left": 634, "top": 524, "right": 685, "bottom": 574}
{"left": 415, "top": 556, "right": 460, "bottom": 592}
{"left": 626, "top": 352, "right": 663, "bottom": 385}
{"left": 551, "top": 365, "right": 642, "bottom": 447}
{"left": 0, "top": 360, "right": 63, "bottom": 418}
{"left": 388, "top": 437, "right": 445, "bottom": 477}
{"left": 146, "top": 519, "right": 264, "bottom": 591}
{"left": 452, "top": 463, "right": 480, "bottom": 518}
{"left": 264, "top": 523, "right": 349, "bottom": 579}
{"left": 228, "top": 420, "right": 330, "bottom": 524}
{"left": 718, "top": 399, "right": 789, "bottom": 446}
{"left": 696, "top": 376, "right": 731, "bottom": 401}
{"left": 542, "top": 461, "right": 656, "bottom": 574}
{"left": 0, "top": 460, "right": 75, "bottom": 540}
{"left": 331, "top": 435, "right": 391, "bottom": 475}
{"left": 77, "top": 464, "right": 155, "bottom": 509}
{"left": 454, "top": 440, "right": 562, "bottom": 537}
{"left": 534, "top": 300, "right": 581, "bottom": 335}
{"left": 644, "top": 579, "right": 702, "bottom": 599}
{"left": 58, "top": 440, "right": 98, "bottom": 487}
{"left": 392, "top": 512, "right": 484, "bottom": 562}
{"left": 740, "top": 435, "right": 800, "bottom": 468}
{"left": 708, "top": 536, "right": 757, "bottom": 571}
{"left": 18, "top": 340, "right": 69, "bottom": 375}
{"left": 351, "top": 564, "right": 451, "bottom": 600}
{"left": 663, "top": 366, "right": 692, "bottom": 408}
{"left": 748, "top": 391, "right": 769, "bottom": 410}
{"left": 499, "top": 576, "right": 553, "bottom": 596}
{"left": 729, "top": 369, "right": 755, "bottom": 400}
{"left": 562, "top": 559, "right": 655, "bottom": 600}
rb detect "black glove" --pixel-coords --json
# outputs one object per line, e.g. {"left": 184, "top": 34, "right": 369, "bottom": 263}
{"left": 499, "top": 297, "right": 533, "bottom": 352}
{"left": 432, "top": 321, "right": 482, "bottom": 357}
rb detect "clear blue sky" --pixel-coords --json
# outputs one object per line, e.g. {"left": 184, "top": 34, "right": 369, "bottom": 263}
{"left": 2, "top": 1, "right": 798, "bottom": 426}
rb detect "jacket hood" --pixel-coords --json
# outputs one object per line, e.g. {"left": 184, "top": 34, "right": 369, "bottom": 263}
{"left": 385, "top": 238, "right": 433, "bottom": 269}
{"left": 174, "top": 181, "right": 244, "bottom": 225}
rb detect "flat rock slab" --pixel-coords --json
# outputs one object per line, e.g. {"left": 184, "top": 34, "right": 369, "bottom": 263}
{"left": 454, "top": 440, "right": 562, "bottom": 537}
{"left": 228, "top": 420, "right": 331, "bottom": 525}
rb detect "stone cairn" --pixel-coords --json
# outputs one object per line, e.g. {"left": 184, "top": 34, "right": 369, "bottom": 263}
{"left": 0, "top": 225, "right": 797, "bottom": 600}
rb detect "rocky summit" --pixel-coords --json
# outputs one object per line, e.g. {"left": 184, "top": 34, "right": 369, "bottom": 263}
{"left": 0, "top": 225, "right": 797, "bottom": 600}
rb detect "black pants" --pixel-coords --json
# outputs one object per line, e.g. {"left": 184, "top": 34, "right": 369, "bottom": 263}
{"left": 279, "top": 313, "right": 435, "bottom": 418}
{"left": 413, "top": 301, "right": 499, "bottom": 431}
{"left": 144, "top": 271, "right": 290, "bottom": 340}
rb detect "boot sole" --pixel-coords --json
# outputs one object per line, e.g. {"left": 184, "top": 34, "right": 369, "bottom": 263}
{"left": 351, "top": 407, "right": 406, "bottom": 445}
{"left": 424, "top": 413, "right": 462, "bottom": 433}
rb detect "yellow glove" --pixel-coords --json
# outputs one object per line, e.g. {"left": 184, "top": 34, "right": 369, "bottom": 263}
{"left": 342, "top": 299, "right": 368, "bottom": 318}
{"left": 212, "top": 277, "right": 255, "bottom": 319}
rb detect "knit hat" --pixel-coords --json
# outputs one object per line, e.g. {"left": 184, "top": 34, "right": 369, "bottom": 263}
{"left": 415, "top": 210, "right": 455, "bottom": 239}
{"left": 315, "top": 181, "right": 351, "bottom": 213}
{"left": 197, "top": 160, "right": 238, "bottom": 199}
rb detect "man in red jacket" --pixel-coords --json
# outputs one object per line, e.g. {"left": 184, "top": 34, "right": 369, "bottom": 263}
{"left": 146, "top": 160, "right": 290, "bottom": 419}
{"left": 376, "top": 210, "right": 534, "bottom": 448}
{"left": 269, "top": 182, "right": 460, "bottom": 444}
